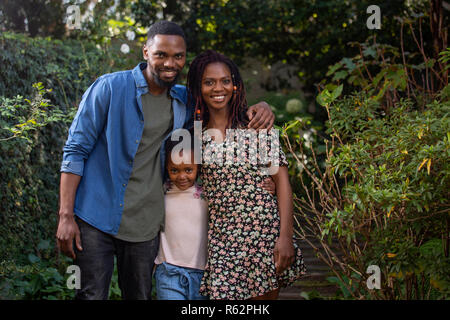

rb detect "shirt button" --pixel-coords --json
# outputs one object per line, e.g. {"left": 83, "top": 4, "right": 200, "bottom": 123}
{"left": 135, "top": 140, "right": 139, "bottom": 143}
{"left": 119, "top": 204, "right": 123, "bottom": 207}
{"left": 122, "top": 184, "right": 126, "bottom": 187}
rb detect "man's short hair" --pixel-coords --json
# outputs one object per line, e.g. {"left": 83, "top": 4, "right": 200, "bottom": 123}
{"left": 147, "top": 20, "right": 186, "bottom": 44}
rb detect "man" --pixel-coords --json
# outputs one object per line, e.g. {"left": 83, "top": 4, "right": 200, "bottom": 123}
{"left": 56, "top": 20, "right": 275, "bottom": 300}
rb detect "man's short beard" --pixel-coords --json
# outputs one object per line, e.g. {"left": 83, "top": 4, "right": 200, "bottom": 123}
{"left": 153, "top": 72, "right": 180, "bottom": 88}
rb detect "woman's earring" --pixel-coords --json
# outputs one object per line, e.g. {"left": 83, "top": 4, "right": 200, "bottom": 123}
{"left": 232, "top": 73, "right": 237, "bottom": 94}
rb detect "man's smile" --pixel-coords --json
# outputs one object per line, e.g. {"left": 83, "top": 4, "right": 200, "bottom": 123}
{"left": 159, "top": 69, "right": 179, "bottom": 78}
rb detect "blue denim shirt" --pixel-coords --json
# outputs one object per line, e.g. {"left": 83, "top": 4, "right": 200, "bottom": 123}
{"left": 60, "top": 63, "right": 194, "bottom": 235}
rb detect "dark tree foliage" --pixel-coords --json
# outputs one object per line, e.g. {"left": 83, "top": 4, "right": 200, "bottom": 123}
{"left": 1, "top": 0, "right": 444, "bottom": 92}
{"left": 129, "top": 0, "right": 443, "bottom": 92}
{"left": 0, "top": 0, "right": 66, "bottom": 38}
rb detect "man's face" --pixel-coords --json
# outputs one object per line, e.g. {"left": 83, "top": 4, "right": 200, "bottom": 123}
{"left": 143, "top": 34, "right": 186, "bottom": 88}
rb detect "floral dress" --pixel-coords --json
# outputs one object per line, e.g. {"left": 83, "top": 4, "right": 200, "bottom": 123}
{"left": 199, "top": 128, "right": 306, "bottom": 300}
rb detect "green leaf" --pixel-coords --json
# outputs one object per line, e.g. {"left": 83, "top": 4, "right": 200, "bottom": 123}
{"left": 326, "top": 62, "right": 343, "bottom": 77}
{"left": 37, "top": 240, "right": 50, "bottom": 251}
{"left": 342, "top": 58, "right": 356, "bottom": 72}
{"left": 284, "top": 120, "right": 301, "bottom": 133}
{"left": 419, "top": 239, "right": 443, "bottom": 257}
{"left": 28, "top": 254, "right": 40, "bottom": 264}
{"left": 332, "top": 70, "right": 348, "bottom": 81}
{"left": 332, "top": 84, "right": 344, "bottom": 100}
{"left": 373, "top": 69, "right": 387, "bottom": 87}
{"left": 363, "top": 47, "right": 377, "bottom": 58}
{"left": 316, "top": 89, "right": 330, "bottom": 107}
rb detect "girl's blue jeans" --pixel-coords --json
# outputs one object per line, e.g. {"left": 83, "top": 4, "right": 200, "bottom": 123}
{"left": 155, "top": 262, "right": 208, "bottom": 300}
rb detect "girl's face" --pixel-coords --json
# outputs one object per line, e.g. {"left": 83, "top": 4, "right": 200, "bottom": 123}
{"left": 167, "top": 151, "right": 198, "bottom": 190}
{"left": 201, "top": 62, "right": 233, "bottom": 112}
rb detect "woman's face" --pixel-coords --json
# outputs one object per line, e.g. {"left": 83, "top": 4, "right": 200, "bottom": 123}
{"left": 201, "top": 62, "right": 233, "bottom": 112}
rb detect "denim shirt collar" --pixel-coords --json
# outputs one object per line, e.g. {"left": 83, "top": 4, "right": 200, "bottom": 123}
{"left": 132, "top": 62, "right": 186, "bottom": 103}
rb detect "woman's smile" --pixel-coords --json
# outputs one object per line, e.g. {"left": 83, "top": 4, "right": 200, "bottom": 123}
{"left": 210, "top": 95, "right": 226, "bottom": 102}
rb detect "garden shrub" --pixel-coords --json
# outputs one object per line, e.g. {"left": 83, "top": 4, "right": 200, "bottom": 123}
{"left": 0, "top": 83, "right": 74, "bottom": 262}
{"left": 286, "top": 86, "right": 449, "bottom": 299}
{"left": 0, "top": 240, "right": 75, "bottom": 300}
{"left": 285, "top": 38, "right": 449, "bottom": 298}
{"left": 0, "top": 83, "right": 77, "bottom": 299}
{"left": 0, "top": 32, "right": 131, "bottom": 299}
{"left": 0, "top": 32, "right": 131, "bottom": 111}
{"left": 329, "top": 90, "right": 449, "bottom": 299}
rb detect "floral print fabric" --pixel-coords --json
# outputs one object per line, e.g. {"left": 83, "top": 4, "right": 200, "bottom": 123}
{"left": 199, "top": 129, "right": 306, "bottom": 300}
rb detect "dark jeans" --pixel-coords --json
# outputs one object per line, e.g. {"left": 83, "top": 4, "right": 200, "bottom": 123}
{"left": 74, "top": 217, "right": 159, "bottom": 300}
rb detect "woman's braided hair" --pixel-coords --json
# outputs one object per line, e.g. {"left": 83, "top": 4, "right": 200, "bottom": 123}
{"left": 187, "top": 50, "right": 249, "bottom": 129}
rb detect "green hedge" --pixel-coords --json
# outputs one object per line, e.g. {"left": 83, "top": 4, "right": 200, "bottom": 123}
{"left": 0, "top": 32, "right": 133, "bottom": 110}
{"left": 0, "top": 33, "right": 134, "bottom": 298}
{"left": 0, "top": 32, "right": 131, "bottom": 261}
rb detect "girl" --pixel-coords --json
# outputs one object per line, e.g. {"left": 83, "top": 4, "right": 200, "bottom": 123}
{"left": 154, "top": 130, "right": 277, "bottom": 300}
{"left": 187, "top": 50, "right": 306, "bottom": 300}
{"left": 154, "top": 133, "right": 209, "bottom": 300}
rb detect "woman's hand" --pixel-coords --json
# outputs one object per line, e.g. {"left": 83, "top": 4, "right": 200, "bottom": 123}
{"left": 274, "top": 235, "right": 295, "bottom": 275}
{"left": 261, "top": 177, "right": 276, "bottom": 195}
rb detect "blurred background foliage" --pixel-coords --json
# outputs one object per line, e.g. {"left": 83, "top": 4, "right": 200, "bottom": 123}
{"left": 0, "top": 0, "right": 448, "bottom": 299}
{"left": 0, "top": 0, "right": 440, "bottom": 93}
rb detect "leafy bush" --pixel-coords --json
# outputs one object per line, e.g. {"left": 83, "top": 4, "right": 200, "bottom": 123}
{"left": 284, "top": 29, "right": 449, "bottom": 298}
{"left": 287, "top": 84, "right": 449, "bottom": 299}
{"left": 0, "top": 240, "right": 75, "bottom": 300}
{"left": 0, "top": 32, "right": 131, "bottom": 111}
{"left": 0, "top": 83, "right": 74, "bottom": 263}
{"left": 0, "top": 32, "right": 132, "bottom": 299}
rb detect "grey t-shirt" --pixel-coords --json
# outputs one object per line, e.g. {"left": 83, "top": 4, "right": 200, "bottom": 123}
{"left": 115, "top": 91, "right": 173, "bottom": 242}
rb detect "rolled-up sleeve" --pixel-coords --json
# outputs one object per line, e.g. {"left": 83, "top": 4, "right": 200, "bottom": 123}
{"left": 60, "top": 77, "right": 111, "bottom": 176}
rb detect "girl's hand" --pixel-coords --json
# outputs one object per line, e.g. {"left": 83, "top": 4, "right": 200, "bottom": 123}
{"left": 274, "top": 236, "right": 295, "bottom": 275}
{"left": 261, "top": 177, "right": 276, "bottom": 195}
